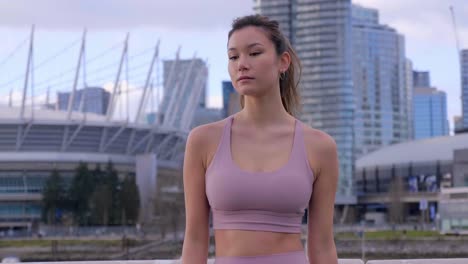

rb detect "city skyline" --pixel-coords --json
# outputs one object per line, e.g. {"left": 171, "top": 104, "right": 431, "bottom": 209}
{"left": 2, "top": 1, "right": 468, "bottom": 248}
{"left": 257, "top": 0, "right": 356, "bottom": 203}
{"left": 0, "top": 0, "right": 467, "bottom": 131}
{"left": 352, "top": 3, "right": 410, "bottom": 158}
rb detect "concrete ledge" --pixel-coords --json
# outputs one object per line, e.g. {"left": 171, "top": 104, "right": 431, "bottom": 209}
{"left": 17, "top": 259, "right": 468, "bottom": 263}
{"left": 339, "top": 260, "right": 365, "bottom": 264}
{"left": 15, "top": 259, "right": 363, "bottom": 264}
{"left": 367, "top": 259, "right": 468, "bottom": 264}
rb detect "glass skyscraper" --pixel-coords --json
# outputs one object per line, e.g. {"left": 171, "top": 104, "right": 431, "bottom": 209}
{"left": 162, "top": 59, "right": 207, "bottom": 108}
{"left": 57, "top": 87, "right": 110, "bottom": 115}
{"left": 413, "top": 70, "right": 431, "bottom": 88}
{"left": 161, "top": 58, "right": 208, "bottom": 129}
{"left": 352, "top": 4, "right": 409, "bottom": 158}
{"left": 406, "top": 59, "right": 414, "bottom": 139}
{"left": 256, "top": 0, "right": 355, "bottom": 203}
{"left": 222, "top": 81, "right": 240, "bottom": 118}
{"left": 413, "top": 87, "right": 449, "bottom": 139}
{"left": 462, "top": 50, "right": 468, "bottom": 129}
{"left": 256, "top": 1, "right": 412, "bottom": 204}
{"left": 254, "top": 0, "right": 297, "bottom": 46}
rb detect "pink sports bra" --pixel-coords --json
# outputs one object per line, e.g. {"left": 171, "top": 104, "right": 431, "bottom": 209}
{"left": 205, "top": 115, "right": 315, "bottom": 233}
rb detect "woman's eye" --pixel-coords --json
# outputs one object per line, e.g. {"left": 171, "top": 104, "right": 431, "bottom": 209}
{"left": 250, "top": 52, "right": 261, "bottom": 56}
{"left": 229, "top": 56, "right": 238, "bottom": 61}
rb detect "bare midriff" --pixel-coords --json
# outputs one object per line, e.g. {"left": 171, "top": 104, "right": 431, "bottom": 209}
{"left": 214, "top": 229, "right": 303, "bottom": 257}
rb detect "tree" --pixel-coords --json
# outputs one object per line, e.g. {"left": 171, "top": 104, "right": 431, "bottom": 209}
{"left": 104, "top": 160, "right": 121, "bottom": 225}
{"left": 120, "top": 175, "right": 140, "bottom": 225}
{"left": 92, "top": 164, "right": 104, "bottom": 184}
{"left": 389, "top": 175, "right": 405, "bottom": 224}
{"left": 42, "top": 169, "right": 66, "bottom": 225}
{"left": 89, "top": 185, "right": 113, "bottom": 225}
{"left": 68, "top": 162, "right": 95, "bottom": 225}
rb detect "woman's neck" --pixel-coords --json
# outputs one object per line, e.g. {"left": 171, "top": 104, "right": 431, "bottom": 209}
{"left": 238, "top": 93, "right": 292, "bottom": 127}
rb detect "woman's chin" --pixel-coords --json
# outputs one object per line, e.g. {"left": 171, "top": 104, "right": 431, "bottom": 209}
{"left": 236, "top": 86, "right": 262, "bottom": 96}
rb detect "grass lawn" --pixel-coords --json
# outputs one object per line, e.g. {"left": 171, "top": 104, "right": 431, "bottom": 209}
{"left": 0, "top": 239, "right": 143, "bottom": 248}
{"left": 335, "top": 230, "right": 442, "bottom": 240}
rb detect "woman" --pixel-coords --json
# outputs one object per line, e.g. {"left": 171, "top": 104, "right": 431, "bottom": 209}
{"left": 181, "top": 15, "right": 339, "bottom": 264}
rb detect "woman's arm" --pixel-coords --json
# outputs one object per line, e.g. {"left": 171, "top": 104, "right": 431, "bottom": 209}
{"left": 181, "top": 126, "right": 211, "bottom": 264}
{"left": 305, "top": 130, "right": 339, "bottom": 264}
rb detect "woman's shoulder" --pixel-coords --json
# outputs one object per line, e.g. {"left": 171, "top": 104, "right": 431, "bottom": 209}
{"left": 188, "top": 118, "right": 228, "bottom": 142}
{"left": 299, "top": 121, "right": 338, "bottom": 171}
{"left": 300, "top": 122, "right": 336, "bottom": 150}
{"left": 187, "top": 118, "right": 229, "bottom": 154}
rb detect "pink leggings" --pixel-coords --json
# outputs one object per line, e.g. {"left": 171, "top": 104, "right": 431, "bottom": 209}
{"left": 214, "top": 250, "right": 308, "bottom": 264}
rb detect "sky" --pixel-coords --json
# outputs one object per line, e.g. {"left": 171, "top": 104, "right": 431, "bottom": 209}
{"left": 0, "top": 0, "right": 467, "bottom": 128}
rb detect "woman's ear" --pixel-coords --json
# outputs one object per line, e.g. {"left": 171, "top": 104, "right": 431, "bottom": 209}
{"left": 280, "top": 51, "right": 291, "bottom": 72}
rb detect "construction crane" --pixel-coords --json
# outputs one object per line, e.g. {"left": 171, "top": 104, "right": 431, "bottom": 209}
{"left": 450, "top": 6, "right": 462, "bottom": 64}
{"left": 450, "top": 4, "right": 465, "bottom": 130}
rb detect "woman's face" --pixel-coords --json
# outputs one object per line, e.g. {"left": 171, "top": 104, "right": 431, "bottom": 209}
{"left": 227, "top": 26, "right": 287, "bottom": 98}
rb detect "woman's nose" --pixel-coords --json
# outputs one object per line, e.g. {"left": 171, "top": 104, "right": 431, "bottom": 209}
{"left": 237, "top": 55, "right": 249, "bottom": 71}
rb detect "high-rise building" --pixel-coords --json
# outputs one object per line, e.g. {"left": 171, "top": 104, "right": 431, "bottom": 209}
{"left": 413, "top": 87, "right": 449, "bottom": 139}
{"left": 256, "top": 1, "right": 412, "bottom": 204}
{"left": 161, "top": 58, "right": 208, "bottom": 130}
{"left": 454, "top": 116, "right": 463, "bottom": 133}
{"left": 222, "top": 81, "right": 240, "bottom": 118}
{"left": 462, "top": 50, "right": 468, "bottom": 130}
{"left": 352, "top": 4, "right": 409, "bottom": 157}
{"left": 406, "top": 59, "right": 414, "bottom": 139}
{"left": 253, "top": 0, "right": 297, "bottom": 46}
{"left": 163, "top": 59, "right": 207, "bottom": 108}
{"left": 413, "top": 70, "right": 431, "bottom": 88}
{"left": 57, "top": 87, "right": 110, "bottom": 115}
{"left": 191, "top": 107, "right": 222, "bottom": 129}
{"left": 352, "top": 3, "right": 378, "bottom": 25}
{"left": 256, "top": 0, "right": 355, "bottom": 203}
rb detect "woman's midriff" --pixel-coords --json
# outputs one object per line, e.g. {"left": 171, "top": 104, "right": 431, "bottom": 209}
{"left": 214, "top": 229, "right": 304, "bottom": 257}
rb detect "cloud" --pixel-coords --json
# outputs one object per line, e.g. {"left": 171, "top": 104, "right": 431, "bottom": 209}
{"left": 0, "top": 0, "right": 254, "bottom": 31}
{"left": 207, "top": 94, "right": 223, "bottom": 109}
{"left": 0, "top": 91, "right": 22, "bottom": 106}
{"left": 353, "top": 0, "right": 468, "bottom": 47}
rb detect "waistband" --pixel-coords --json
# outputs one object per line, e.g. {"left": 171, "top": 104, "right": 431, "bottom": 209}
{"left": 214, "top": 250, "right": 308, "bottom": 264}
{"left": 212, "top": 209, "right": 303, "bottom": 233}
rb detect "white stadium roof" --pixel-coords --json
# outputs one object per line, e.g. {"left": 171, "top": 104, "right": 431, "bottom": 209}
{"left": 0, "top": 105, "right": 107, "bottom": 122}
{"left": 0, "top": 152, "right": 133, "bottom": 164}
{"left": 356, "top": 133, "right": 468, "bottom": 169}
{"left": 0, "top": 105, "right": 186, "bottom": 163}
{"left": 0, "top": 105, "right": 160, "bottom": 129}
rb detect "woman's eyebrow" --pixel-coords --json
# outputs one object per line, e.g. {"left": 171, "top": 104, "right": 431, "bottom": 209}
{"left": 228, "top": 42, "right": 263, "bottom": 52}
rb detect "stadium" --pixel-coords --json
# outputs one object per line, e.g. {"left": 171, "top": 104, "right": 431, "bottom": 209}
{"left": 354, "top": 133, "right": 468, "bottom": 227}
{"left": 0, "top": 30, "right": 211, "bottom": 231}
{"left": 0, "top": 105, "right": 189, "bottom": 229}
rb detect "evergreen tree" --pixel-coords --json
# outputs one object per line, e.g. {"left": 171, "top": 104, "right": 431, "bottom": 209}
{"left": 120, "top": 175, "right": 140, "bottom": 225}
{"left": 68, "top": 162, "right": 95, "bottom": 225}
{"left": 41, "top": 169, "right": 66, "bottom": 225}
{"left": 104, "top": 160, "right": 121, "bottom": 225}
{"left": 92, "top": 164, "right": 104, "bottom": 184}
{"left": 90, "top": 184, "right": 113, "bottom": 225}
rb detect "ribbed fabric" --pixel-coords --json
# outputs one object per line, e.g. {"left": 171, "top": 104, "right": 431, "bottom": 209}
{"left": 205, "top": 115, "right": 315, "bottom": 233}
{"left": 214, "top": 250, "right": 308, "bottom": 264}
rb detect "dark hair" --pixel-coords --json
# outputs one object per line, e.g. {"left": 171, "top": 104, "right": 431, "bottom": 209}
{"left": 228, "top": 14, "right": 302, "bottom": 116}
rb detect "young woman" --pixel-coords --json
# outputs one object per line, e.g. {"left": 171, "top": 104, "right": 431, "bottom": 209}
{"left": 181, "top": 15, "right": 339, "bottom": 264}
